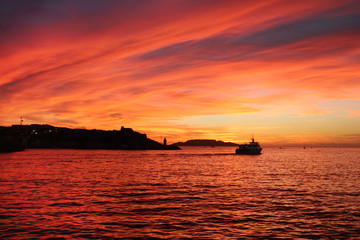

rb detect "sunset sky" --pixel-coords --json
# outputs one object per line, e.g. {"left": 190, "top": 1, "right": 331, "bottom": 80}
{"left": 1, "top": 0, "right": 359, "bottom": 146}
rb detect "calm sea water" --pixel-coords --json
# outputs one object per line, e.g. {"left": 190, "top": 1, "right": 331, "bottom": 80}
{"left": 0, "top": 147, "right": 359, "bottom": 239}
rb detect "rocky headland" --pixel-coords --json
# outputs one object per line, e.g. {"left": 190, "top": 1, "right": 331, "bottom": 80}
{"left": 174, "top": 139, "right": 238, "bottom": 147}
{"left": 0, "top": 124, "right": 180, "bottom": 152}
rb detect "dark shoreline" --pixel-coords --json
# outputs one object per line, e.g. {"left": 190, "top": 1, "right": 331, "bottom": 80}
{"left": 0, "top": 124, "right": 180, "bottom": 153}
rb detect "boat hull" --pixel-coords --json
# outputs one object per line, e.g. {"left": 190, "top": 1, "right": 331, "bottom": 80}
{"left": 235, "top": 148, "right": 262, "bottom": 155}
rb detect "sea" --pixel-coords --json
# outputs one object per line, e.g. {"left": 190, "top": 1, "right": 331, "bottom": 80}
{"left": 0, "top": 147, "right": 359, "bottom": 239}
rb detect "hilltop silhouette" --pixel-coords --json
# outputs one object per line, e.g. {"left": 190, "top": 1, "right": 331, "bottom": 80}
{"left": 174, "top": 139, "right": 238, "bottom": 147}
{"left": 0, "top": 124, "right": 180, "bottom": 152}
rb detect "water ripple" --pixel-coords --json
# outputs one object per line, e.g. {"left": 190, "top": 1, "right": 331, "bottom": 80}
{"left": 0, "top": 148, "right": 360, "bottom": 239}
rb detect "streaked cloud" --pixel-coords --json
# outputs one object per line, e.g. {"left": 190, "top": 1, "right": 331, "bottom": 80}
{"left": 0, "top": 0, "right": 359, "bottom": 146}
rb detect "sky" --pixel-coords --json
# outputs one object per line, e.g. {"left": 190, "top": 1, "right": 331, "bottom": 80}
{"left": 0, "top": 0, "right": 359, "bottom": 146}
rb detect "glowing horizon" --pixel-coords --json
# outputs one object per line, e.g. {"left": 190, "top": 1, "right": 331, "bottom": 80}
{"left": 1, "top": 0, "right": 359, "bottom": 146}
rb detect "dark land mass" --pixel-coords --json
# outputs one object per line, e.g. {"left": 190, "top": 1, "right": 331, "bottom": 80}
{"left": 0, "top": 126, "right": 26, "bottom": 153}
{"left": 0, "top": 124, "right": 180, "bottom": 153}
{"left": 174, "top": 139, "right": 238, "bottom": 146}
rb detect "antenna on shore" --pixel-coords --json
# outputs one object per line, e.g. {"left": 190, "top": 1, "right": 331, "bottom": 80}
{"left": 20, "top": 116, "right": 23, "bottom": 125}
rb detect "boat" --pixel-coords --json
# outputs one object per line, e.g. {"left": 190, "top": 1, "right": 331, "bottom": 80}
{"left": 235, "top": 136, "right": 262, "bottom": 155}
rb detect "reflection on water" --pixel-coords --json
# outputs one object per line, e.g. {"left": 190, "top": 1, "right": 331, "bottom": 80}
{"left": 0, "top": 147, "right": 359, "bottom": 239}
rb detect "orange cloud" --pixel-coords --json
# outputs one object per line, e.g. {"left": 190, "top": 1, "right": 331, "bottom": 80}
{"left": 0, "top": 0, "right": 359, "bottom": 146}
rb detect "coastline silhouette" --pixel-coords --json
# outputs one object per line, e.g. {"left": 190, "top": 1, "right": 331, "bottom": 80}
{"left": 174, "top": 139, "right": 238, "bottom": 147}
{"left": 0, "top": 124, "right": 180, "bottom": 152}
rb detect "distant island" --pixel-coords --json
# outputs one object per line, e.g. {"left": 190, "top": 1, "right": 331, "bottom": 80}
{"left": 174, "top": 139, "right": 238, "bottom": 147}
{"left": 0, "top": 124, "right": 180, "bottom": 152}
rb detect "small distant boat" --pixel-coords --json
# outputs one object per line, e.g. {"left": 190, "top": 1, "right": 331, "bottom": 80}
{"left": 235, "top": 137, "right": 262, "bottom": 155}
